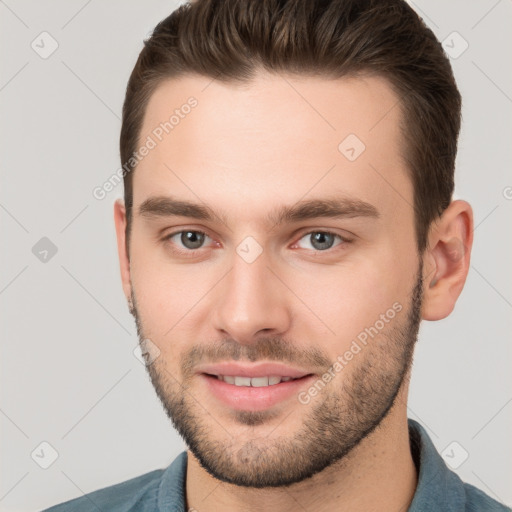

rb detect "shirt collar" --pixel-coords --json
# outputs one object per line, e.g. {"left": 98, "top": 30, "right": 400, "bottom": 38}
{"left": 158, "top": 449, "right": 187, "bottom": 511}
{"left": 407, "top": 418, "right": 466, "bottom": 511}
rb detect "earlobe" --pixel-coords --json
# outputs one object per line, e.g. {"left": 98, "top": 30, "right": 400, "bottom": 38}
{"left": 113, "top": 199, "right": 132, "bottom": 306}
{"left": 421, "top": 200, "right": 474, "bottom": 321}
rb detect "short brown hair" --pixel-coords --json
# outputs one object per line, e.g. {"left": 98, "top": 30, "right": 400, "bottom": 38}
{"left": 120, "top": 0, "right": 461, "bottom": 255}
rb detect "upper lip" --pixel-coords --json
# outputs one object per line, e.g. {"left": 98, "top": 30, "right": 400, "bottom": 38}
{"left": 197, "top": 362, "right": 313, "bottom": 379}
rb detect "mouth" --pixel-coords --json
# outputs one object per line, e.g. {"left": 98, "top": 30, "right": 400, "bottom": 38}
{"left": 204, "top": 373, "right": 311, "bottom": 387}
{"left": 200, "top": 371, "right": 316, "bottom": 411}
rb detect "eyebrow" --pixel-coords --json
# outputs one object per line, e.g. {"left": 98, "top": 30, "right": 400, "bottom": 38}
{"left": 138, "top": 195, "right": 380, "bottom": 228}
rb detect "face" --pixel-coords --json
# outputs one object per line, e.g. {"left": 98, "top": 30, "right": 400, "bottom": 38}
{"left": 119, "top": 71, "right": 424, "bottom": 487}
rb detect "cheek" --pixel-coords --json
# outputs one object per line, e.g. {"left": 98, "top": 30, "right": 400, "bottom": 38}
{"left": 130, "top": 247, "right": 218, "bottom": 345}
{"left": 284, "top": 254, "right": 410, "bottom": 347}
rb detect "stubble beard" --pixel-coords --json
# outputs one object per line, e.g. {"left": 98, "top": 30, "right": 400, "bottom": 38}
{"left": 129, "top": 260, "right": 423, "bottom": 488}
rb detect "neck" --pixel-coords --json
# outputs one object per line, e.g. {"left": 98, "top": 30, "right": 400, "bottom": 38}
{"left": 185, "top": 393, "right": 417, "bottom": 512}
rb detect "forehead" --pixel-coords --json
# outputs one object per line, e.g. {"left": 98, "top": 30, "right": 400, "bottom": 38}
{"left": 133, "top": 71, "right": 412, "bottom": 228}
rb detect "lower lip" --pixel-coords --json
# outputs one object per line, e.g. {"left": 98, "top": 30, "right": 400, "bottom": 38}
{"left": 200, "top": 373, "right": 315, "bottom": 411}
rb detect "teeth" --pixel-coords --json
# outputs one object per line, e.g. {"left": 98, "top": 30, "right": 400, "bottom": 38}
{"left": 216, "top": 375, "right": 298, "bottom": 387}
{"left": 234, "top": 376, "right": 251, "bottom": 386}
{"left": 251, "top": 376, "right": 269, "bottom": 387}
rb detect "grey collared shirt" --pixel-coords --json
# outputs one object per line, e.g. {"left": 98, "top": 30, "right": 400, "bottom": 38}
{"left": 42, "top": 419, "right": 510, "bottom": 511}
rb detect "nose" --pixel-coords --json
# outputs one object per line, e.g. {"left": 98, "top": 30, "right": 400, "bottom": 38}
{"left": 212, "top": 250, "right": 292, "bottom": 345}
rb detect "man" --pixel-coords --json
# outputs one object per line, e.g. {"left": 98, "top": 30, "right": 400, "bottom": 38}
{"left": 43, "top": 0, "right": 510, "bottom": 510}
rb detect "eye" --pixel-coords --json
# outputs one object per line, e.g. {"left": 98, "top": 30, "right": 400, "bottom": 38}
{"left": 294, "top": 230, "right": 349, "bottom": 252}
{"left": 164, "top": 230, "right": 212, "bottom": 254}
{"left": 162, "top": 229, "right": 351, "bottom": 257}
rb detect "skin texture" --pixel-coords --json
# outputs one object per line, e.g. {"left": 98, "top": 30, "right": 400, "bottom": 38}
{"left": 114, "top": 72, "right": 473, "bottom": 512}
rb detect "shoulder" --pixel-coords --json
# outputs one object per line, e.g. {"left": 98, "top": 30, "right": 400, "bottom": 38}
{"left": 463, "top": 482, "right": 512, "bottom": 512}
{"left": 40, "top": 468, "right": 164, "bottom": 512}
{"left": 407, "top": 419, "right": 510, "bottom": 512}
{"left": 41, "top": 451, "right": 188, "bottom": 512}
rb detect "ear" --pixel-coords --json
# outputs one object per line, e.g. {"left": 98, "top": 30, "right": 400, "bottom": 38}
{"left": 421, "top": 200, "right": 474, "bottom": 321}
{"left": 113, "top": 199, "right": 132, "bottom": 306}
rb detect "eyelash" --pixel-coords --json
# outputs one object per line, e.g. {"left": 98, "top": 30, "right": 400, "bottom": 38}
{"left": 162, "top": 229, "right": 352, "bottom": 257}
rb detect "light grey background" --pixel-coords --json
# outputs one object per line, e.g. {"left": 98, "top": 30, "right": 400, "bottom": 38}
{"left": 1, "top": 1, "right": 511, "bottom": 510}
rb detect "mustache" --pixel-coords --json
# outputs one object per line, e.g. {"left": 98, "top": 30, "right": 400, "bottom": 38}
{"left": 180, "top": 337, "right": 332, "bottom": 378}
